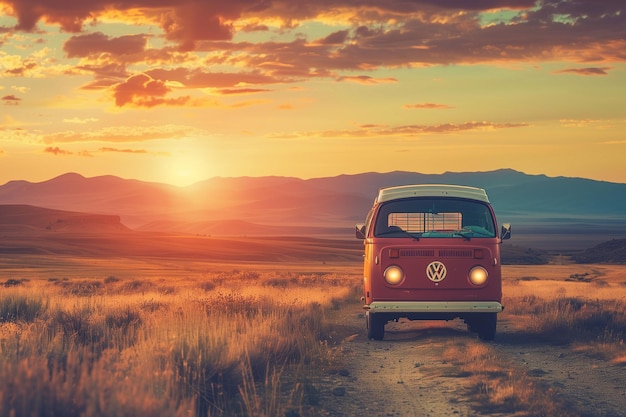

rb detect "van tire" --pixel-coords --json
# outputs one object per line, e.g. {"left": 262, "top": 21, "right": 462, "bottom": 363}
{"left": 477, "top": 313, "right": 497, "bottom": 341}
{"left": 366, "top": 311, "right": 385, "bottom": 340}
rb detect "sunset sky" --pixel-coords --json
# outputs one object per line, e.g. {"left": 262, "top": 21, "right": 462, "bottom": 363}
{"left": 1, "top": 0, "right": 625, "bottom": 186}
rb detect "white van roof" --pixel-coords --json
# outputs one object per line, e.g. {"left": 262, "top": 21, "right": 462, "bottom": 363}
{"left": 376, "top": 184, "right": 490, "bottom": 203}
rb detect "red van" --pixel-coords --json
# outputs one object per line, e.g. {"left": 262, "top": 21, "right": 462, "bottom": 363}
{"left": 355, "top": 184, "right": 511, "bottom": 341}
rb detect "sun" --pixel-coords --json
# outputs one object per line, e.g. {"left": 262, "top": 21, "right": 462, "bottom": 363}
{"left": 165, "top": 152, "right": 213, "bottom": 187}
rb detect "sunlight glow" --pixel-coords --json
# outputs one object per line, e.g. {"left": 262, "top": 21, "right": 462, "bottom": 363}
{"left": 165, "top": 151, "right": 213, "bottom": 186}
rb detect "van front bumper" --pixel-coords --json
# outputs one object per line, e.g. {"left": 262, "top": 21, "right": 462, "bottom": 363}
{"left": 365, "top": 301, "right": 503, "bottom": 314}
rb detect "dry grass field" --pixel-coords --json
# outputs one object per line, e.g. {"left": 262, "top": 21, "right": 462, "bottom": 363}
{"left": 1, "top": 249, "right": 625, "bottom": 416}
{"left": 0, "top": 255, "right": 361, "bottom": 417}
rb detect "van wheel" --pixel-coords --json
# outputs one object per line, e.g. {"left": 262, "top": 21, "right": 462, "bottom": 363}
{"left": 477, "top": 313, "right": 497, "bottom": 341}
{"left": 366, "top": 311, "right": 385, "bottom": 340}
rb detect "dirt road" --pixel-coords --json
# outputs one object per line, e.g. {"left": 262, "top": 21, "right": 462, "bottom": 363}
{"left": 311, "top": 305, "right": 626, "bottom": 417}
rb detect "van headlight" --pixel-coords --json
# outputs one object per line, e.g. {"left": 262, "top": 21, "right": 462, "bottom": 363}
{"left": 384, "top": 265, "right": 404, "bottom": 285}
{"left": 469, "top": 266, "right": 488, "bottom": 286}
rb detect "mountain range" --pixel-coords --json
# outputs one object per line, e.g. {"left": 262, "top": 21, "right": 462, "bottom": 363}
{"left": 1, "top": 169, "right": 625, "bottom": 249}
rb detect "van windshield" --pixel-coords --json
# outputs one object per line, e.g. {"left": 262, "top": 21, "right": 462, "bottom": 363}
{"left": 374, "top": 198, "right": 496, "bottom": 238}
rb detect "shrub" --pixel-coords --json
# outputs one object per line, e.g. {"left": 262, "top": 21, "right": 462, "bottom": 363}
{"left": 0, "top": 294, "right": 47, "bottom": 322}
{"left": 49, "top": 307, "right": 104, "bottom": 348}
{"left": 506, "top": 294, "right": 626, "bottom": 345}
{"left": 198, "top": 281, "right": 216, "bottom": 292}
{"left": 104, "top": 275, "right": 121, "bottom": 284}
{"left": 57, "top": 280, "right": 103, "bottom": 297}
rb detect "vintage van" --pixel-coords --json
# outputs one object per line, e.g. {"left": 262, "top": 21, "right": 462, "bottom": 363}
{"left": 355, "top": 184, "right": 511, "bottom": 341}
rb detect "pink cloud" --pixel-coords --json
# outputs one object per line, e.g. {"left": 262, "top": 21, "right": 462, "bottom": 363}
{"left": 63, "top": 32, "right": 148, "bottom": 58}
{"left": 555, "top": 67, "right": 611, "bottom": 76}
{"left": 404, "top": 103, "right": 453, "bottom": 110}
{"left": 111, "top": 73, "right": 190, "bottom": 108}
{"left": 2, "top": 94, "right": 22, "bottom": 105}
{"left": 216, "top": 88, "right": 270, "bottom": 95}
{"left": 336, "top": 75, "right": 397, "bottom": 85}
{"left": 315, "top": 30, "right": 350, "bottom": 45}
{"left": 44, "top": 146, "right": 73, "bottom": 156}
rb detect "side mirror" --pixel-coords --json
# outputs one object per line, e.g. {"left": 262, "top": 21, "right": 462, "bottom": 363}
{"left": 355, "top": 224, "right": 366, "bottom": 239}
{"left": 500, "top": 223, "right": 511, "bottom": 241}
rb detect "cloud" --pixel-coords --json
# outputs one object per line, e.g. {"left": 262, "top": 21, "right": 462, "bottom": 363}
{"left": 42, "top": 124, "right": 200, "bottom": 144}
{"left": 96, "top": 147, "right": 170, "bottom": 156}
{"left": 44, "top": 146, "right": 73, "bottom": 156}
{"left": 315, "top": 30, "right": 350, "bottom": 45}
{"left": 403, "top": 103, "right": 453, "bottom": 110}
{"left": 336, "top": 75, "right": 397, "bottom": 85}
{"left": 111, "top": 73, "right": 190, "bottom": 107}
{"left": 3, "top": 0, "right": 625, "bottom": 108}
{"left": 63, "top": 117, "right": 99, "bottom": 124}
{"left": 2, "top": 94, "right": 21, "bottom": 105}
{"left": 3, "top": 60, "right": 36, "bottom": 76}
{"left": 555, "top": 67, "right": 611, "bottom": 76}
{"left": 356, "top": 121, "right": 529, "bottom": 136}
{"left": 559, "top": 118, "right": 611, "bottom": 128}
{"left": 11, "top": 85, "right": 29, "bottom": 93}
{"left": 63, "top": 32, "right": 148, "bottom": 58}
{"left": 145, "top": 67, "right": 281, "bottom": 88}
{"left": 98, "top": 147, "right": 148, "bottom": 154}
{"left": 269, "top": 120, "right": 528, "bottom": 139}
{"left": 3, "top": 0, "right": 622, "bottom": 65}
{"left": 216, "top": 88, "right": 270, "bottom": 95}
{"left": 43, "top": 144, "right": 167, "bottom": 157}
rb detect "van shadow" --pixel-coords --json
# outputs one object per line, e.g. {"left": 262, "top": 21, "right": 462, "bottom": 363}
{"left": 381, "top": 322, "right": 471, "bottom": 342}
{"left": 375, "top": 321, "right": 563, "bottom": 347}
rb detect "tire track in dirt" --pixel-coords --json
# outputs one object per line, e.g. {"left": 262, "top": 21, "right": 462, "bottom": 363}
{"left": 315, "top": 308, "right": 476, "bottom": 417}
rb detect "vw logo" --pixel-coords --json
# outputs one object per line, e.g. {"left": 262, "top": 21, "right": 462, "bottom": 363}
{"left": 426, "top": 261, "right": 447, "bottom": 282}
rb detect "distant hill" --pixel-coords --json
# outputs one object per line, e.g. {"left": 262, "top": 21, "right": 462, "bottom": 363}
{"left": 0, "top": 204, "right": 362, "bottom": 261}
{"left": 571, "top": 239, "right": 626, "bottom": 264}
{"left": 1, "top": 170, "right": 626, "bottom": 249}
{"left": 0, "top": 204, "right": 129, "bottom": 233}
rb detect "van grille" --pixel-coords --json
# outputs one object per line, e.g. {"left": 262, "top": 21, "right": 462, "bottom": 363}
{"left": 438, "top": 249, "right": 473, "bottom": 258}
{"left": 397, "top": 249, "right": 473, "bottom": 258}
{"left": 400, "top": 249, "right": 435, "bottom": 257}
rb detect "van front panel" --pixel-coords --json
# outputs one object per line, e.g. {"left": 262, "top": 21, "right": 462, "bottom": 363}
{"left": 362, "top": 196, "right": 502, "bottom": 305}
{"left": 364, "top": 238, "right": 502, "bottom": 304}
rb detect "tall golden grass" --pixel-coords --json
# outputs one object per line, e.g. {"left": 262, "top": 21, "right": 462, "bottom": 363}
{"left": 502, "top": 265, "right": 626, "bottom": 353}
{"left": 0, "top": 270, "right": 359, "bottom": 416}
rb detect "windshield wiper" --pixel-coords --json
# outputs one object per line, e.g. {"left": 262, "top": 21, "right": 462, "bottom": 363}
{"left": 377, "top": 229, "right": 420, "bottom": 240}
{"left": 451, "top": 229, "right": 472, "bottom": 240}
